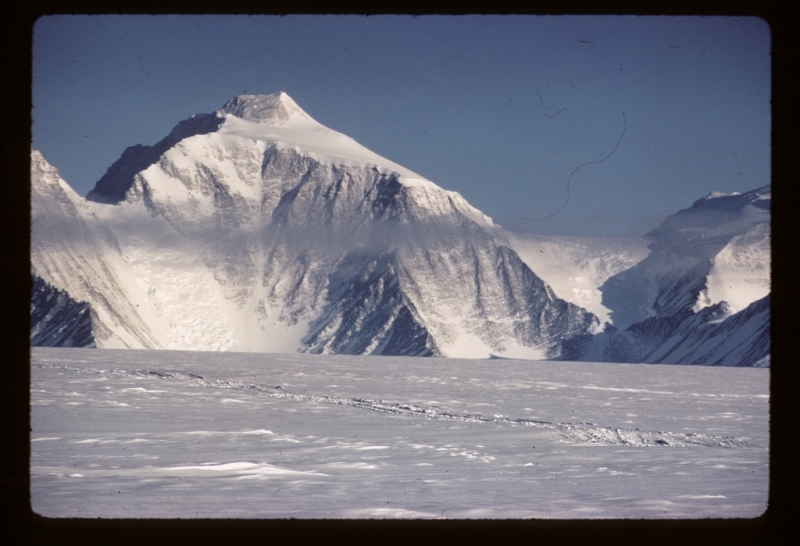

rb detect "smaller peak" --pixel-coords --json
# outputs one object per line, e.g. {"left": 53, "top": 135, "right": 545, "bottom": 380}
{"left": 220, "top": 92, "right": 313, "bottom": 125}
{"left": 691, "top": 185, "right": 771, "bottom": 209}
{"left": 707, "top": 191, "right": 737, "bottom": 199}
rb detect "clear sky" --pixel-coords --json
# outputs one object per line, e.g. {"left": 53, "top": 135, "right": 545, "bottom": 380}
{"left": 32, "top": 15, "right": 770, "bottom": 237}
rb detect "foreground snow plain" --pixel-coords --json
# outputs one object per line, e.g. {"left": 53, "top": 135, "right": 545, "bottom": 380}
{"left": 31, "top": 347, "right": 768, "bottom": 519}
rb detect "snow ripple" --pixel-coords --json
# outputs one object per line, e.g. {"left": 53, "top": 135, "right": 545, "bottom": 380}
{"left": 33, "top": 363, "right": 753, "bottom": 449}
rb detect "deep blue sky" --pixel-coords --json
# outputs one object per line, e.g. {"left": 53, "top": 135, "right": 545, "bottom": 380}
{"left": 32, "top": 15, "right": 770, "bottom": 237}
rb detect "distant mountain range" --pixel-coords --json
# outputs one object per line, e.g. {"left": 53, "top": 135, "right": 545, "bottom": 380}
{"left": 31, "top": 92, "right": 769, "bottom": 366}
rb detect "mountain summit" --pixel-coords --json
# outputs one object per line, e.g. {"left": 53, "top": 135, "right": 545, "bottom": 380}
{"left": 87, "top": 92, "right": 444, "bottom": 206}
{"left": 220, "top": 92, "right": 315, "bottom": 125}
{"left": 33, "top": 93, "right": 598, "bottom": 358}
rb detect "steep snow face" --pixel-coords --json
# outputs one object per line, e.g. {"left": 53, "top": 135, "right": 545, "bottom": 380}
{"left": 32, "top": 93, "right": 596, "bottom": 358}
{"left": 113, "top": 138, "right": 595, "bottom": 358}
{"left": 31, "top": 150, "right": 161, "bottom": 349}
{"left": 302, "top": 250, "right": 439, "bottom": 357}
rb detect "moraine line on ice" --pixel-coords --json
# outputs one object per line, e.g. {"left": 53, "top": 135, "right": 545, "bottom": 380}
{"left": 32, "top": 362, "right": 753, "bottom": 449}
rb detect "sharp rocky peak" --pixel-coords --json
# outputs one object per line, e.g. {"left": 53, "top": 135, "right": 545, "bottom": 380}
{"left": 220, "top": 92, "right": 313, "bottom": 125}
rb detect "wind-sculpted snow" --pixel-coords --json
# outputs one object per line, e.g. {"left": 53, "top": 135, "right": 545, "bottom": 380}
{"left": 31, "top": 93, "right": 597, "bottom": 359}
{"left": 31, "top": 347, "right": 769, "bottom": 518}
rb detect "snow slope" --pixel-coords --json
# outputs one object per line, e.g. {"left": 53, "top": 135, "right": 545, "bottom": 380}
{"left": 31, "top": 149, "right": 162, "bottom": 349}
{"left": 32, "top": 93, "right": 596, "bottom": 358}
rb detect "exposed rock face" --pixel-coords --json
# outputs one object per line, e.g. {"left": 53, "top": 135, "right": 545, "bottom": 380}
{"left": 30, "top": 274, "right": 95, "bottom": 348}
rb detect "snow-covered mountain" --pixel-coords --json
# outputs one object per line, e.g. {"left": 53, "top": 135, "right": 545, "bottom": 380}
{"left": 31, "top": 92, "right": 598, "bottom": 358}
{"left": 31, "top": 92, "right": 769, "bottom": 365}
{"left": 558, "top": 186, "right": 770, "bottom": 367}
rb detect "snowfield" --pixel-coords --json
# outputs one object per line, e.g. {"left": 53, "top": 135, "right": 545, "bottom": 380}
{"left": 31, "top": 347, "right": 768, "bottom": 519}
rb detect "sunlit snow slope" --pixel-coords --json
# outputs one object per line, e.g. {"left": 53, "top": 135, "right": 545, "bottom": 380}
{"left": 31, "top": 93, "right": 597, "bottom": 359}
